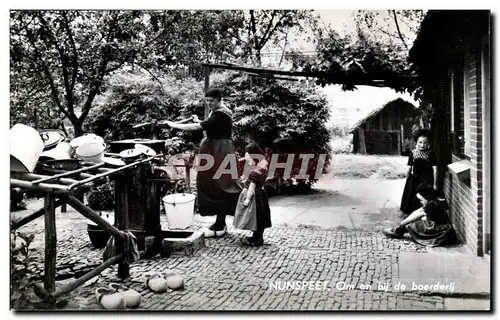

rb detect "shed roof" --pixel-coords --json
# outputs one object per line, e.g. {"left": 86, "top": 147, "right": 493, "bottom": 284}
{"left": 349, "top": 98, "right": 418, "bottom": 132}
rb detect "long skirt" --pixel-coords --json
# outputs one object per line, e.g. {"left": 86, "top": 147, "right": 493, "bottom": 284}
{"left": 400, "top": 174, "right": 433, "bottom": 215}
{"left": 406, "top": 219, "right": 454, "bottom": 247}
{"left": 196, "top": 138, "right": 242, "bottom": 216}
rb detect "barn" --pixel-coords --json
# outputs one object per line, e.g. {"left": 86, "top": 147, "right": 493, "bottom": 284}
{"left": 350, "top": 98, "right": 421, "bottom": 155}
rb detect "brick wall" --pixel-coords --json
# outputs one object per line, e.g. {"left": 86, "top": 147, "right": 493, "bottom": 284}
{"left": 444, "top": 47, "right": 484, "bottom": 255}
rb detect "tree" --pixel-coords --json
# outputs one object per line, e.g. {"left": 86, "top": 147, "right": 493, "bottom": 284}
{"left": 289, "top": 10, "right": 425, "bottom": 93}
{"left": 228, "top": 10, "right": 319, "bottom": 67}
{"left": 10, "top": 10, "right": 252, "bottom": 134}
{"left": 353, "top": 10, "right": 425, "bottom": 52}
{"left": 143, "top": 10, "right": 246, "bottom": 79}
{"left": 10, "top": 69, "right": 64, "bottom": 131}
{"left": 10, "top": 11, "right": 163, "bottom": 136}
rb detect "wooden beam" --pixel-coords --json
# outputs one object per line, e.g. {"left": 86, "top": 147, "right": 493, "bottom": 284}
{"left": 68, "top": 157, "right": 156, "bottom": 191}
{"left": 31, "top": 163, "right": 105, "bottom": 185}
{"left": 10, "top": 179, "right": 69, "bottom": 195}
{"left": 11, "top": 172, "right": 81, "bottom": 186}
{"left": 11, "top": 199, "right": 65, "bottom": 230}
{"left": 44, "top": 194, "right": 57, "bottom": 294}
{"left": 52, "top": 253, "right": 124, "bottom": 299}
{"left": 114, "top": 172, "right": 130, "bottom": 280}
{"left": 201, "top": 63, "right": 418, "bottom": 86}
{"left": 248, "top": 73, "right": 300, "bottom": 82}
{"left": 66, "top": 195, "right": 123, "bottom": 239}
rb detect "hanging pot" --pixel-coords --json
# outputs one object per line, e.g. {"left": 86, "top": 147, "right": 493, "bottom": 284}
{"left": 135, "top": 144, "right": 157, "bottom": 157}
{"left": 10, "top": 124, "right": 45, "bottom": 173}
{"left": 103, "top": 157, "right": 126, "bottom": 167}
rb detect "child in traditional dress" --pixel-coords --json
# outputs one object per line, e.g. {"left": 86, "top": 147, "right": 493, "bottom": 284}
{"left": 233, "top": 142, "right": 271, "bottom": 246}
{"left": 384, "top": 183, "right": 454, "bottom": 247}
{"left": 400, "top": 129, "right": 438, "bottom": 215}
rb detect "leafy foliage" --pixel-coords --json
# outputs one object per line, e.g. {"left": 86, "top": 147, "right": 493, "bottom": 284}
{"left": 85, "top": 70, "right": 205, "bottom": 153}
{"left": 11, "top": 231, "right": 36, "bottom": 309}
{"left": 238, "top": 10, "right": 319, "bottom": 66}
{"left": 10, "top": 11, "right": 162, "bottom": 135}
{"left": 211, "top": 73, "right": 332, "bottom": 183}
{"left": 291, "top": 10, "right": 425, "bottom": 94}
{"left": 10, "top": 10, "right": 247, "bottom": 135}
{"left": 85, "top": 70, "right": 331, "bottom": 184}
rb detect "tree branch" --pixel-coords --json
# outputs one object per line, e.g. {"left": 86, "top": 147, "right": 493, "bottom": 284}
{"left": 24, "top": 26, "right": 70, "bottom": 120}
{"left": 278, "top": 32, "right": 289, "bottom": 67}
{"left": 391, "top": 10, "right": 408, "bottom": 50}
{"left": 61, "top": 12, "right": 79, "bottom": 96}
{"left": 79, "top": 13, "right": 120, "bottom": 122}
{"left": 250, "top": 10, "right": 259, "bottom": 61}
{"left": 256, "top": 13, "right": 286, "bottom": 51}
{"left": 257, "top": 10, "right": 276, "bottom": 49}
{"left": 37, "top": 12, "right": 74, "bottom": 114}
{"left": 131, "top": 62, "right": 165, "bottom": 93}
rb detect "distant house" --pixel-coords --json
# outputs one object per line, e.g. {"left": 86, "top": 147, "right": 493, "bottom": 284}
{"left": 350, "top": 98, "right": 421, "bottom": 155}
{"left": 409, "top": 10, "right": 490, "bottom": 256}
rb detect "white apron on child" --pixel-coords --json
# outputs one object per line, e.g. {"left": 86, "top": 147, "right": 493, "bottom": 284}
{"left": 233, "top": 188, "right": 258, "bottom": 231}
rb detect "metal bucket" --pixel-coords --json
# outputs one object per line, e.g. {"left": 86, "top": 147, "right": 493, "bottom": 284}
{"left": 163, "top": 193, "right": 196, "bottom": 229}
{"left": 76, "top": 141, "right": 106, "bottom": 163}
{"left": 10, "top": 124, "right": 44, "bottom": 173}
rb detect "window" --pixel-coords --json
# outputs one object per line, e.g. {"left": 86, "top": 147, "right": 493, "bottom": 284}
{"left": 463, "top": 50, "right": 471, "bottom": 156}
{"left": 451, "top": 49, "right": 473, "bottom": 158}
{"left": 450, "top": 71, "right": 455, "bottom": 132}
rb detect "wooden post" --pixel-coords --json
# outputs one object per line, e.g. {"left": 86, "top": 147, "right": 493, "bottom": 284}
{"left": 204, "top": 66, "right": 210, "bottom": 119}
{"left": 44, "top": 194, "right": 57, "bottom": 298}
{"left": 185, "top": 161, "right": 192, "bottom": 193}
{"left": 114, "top": 173, "right": 130, "bottom": 280}
{"left": 358, "top": 128, "right": 367, "bottom": 154}
{"left": 396, "top": 131, "right": 401, "bottom": 155}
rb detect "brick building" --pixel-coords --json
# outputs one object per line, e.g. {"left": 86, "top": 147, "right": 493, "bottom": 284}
{"left": 409, "top": 10, "right": 491, "bottom": 256}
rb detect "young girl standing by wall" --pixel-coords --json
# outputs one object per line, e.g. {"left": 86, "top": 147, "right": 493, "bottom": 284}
{"left": 400, "top": 129, "right": 438, "bottom": 215}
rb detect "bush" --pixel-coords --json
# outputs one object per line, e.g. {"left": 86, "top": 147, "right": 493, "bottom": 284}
{"left": 11, "top": 231, "right": 36, "bottom": 309}
{"left": 211, "top": 73, "right": 332, "bottom": 184}
{"left": 85, "top": 71, "right": 332, "bottom": 185}
{"left": 85, "top": 71, "right": 205, "bottom": 154}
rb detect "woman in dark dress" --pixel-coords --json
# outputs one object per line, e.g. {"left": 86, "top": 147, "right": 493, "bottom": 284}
{"left": 233, "top": 143, "right": 272, "bottom": 246}
{"left": 384, "top": 183, "right": 454, "bottom": 247}
{"left": 400, "top": 129, "right": 438, "bottom": 215}
{"left": 164, "top": 88, "right": 242, "bottom": 238}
